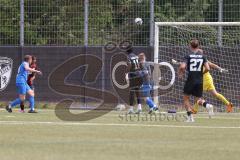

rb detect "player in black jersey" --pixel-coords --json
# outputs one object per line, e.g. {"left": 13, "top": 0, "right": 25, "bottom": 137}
{"left": 178, "top": 39, "right": 214, "bottom": 122}
{"left": 126, "top": 48, "right": 142, "bottom": 114}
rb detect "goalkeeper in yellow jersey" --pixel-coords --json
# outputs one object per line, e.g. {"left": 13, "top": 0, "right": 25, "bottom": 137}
{"left": 192, "top": 49, "right": 233, "bottom": 113}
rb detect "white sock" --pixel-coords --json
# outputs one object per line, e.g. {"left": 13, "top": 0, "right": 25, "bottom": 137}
{"left": 137, "top": 104, "right": 142, "bottom": 110}
{"left": 187, "top": 114, "right": 194, "bottom": 122}
{"left": 190, "top": 114, "right": 194, "bottom": 119}
{"left": 206, "top": 104, "right": 212, "bottom": 110}
{"left": 129, "top": 106, "right": 134, "bottom": 111}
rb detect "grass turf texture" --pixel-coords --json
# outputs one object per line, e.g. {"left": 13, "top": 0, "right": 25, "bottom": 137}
{"left": 0, "top": 109, "right": 240, "bottom": 160}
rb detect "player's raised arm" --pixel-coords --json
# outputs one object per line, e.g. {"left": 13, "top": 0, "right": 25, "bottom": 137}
{"left": 24, "top": 63, "right": 42, "bottom": 75}
{"left": 197, "top": 49, "right": 228, "bottom": 73}
{"left": 203, "top": 61, "right": 210, "bottom": 74}
{"left": 126, "top": 61, "right": 132, "bottom": 72}
{"left": 208, "top": 61, "right": 228, "bottom": 73}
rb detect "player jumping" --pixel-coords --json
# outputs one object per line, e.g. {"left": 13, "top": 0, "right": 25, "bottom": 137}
{"left": 6, "top": 55, "right": 42, "bottom": 113}
{"left": 126, "top": 48, "right": 142, "bottom": 114}
{"left": 192, "top": 49, "right": 233, "bottom": 113}
{"left": 178, "top": 39, "right": 214, "bottom": 122}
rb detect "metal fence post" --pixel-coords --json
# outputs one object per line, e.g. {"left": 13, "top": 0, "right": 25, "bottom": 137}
{"left": 83, "top": 0, "right": 89, "bottom": 107}
{"left": 84, "top": 0, "right": 89, "bottom": 47}
{"left": 150, "top": 0, "right": 154, "bottom": 47}
{"left": 218, "top": 0, "right": 223, "bottom": 46}
{"left": 20, "top": 0, "right": 24, "bottom": 47}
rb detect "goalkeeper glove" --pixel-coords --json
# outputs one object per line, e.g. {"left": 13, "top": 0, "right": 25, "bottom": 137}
{"left": 219, "top": 68, "right": 228, "bottom": 73}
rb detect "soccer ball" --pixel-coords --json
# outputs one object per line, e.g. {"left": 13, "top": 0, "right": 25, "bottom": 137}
{"left": 135, "top": 18, "right": 143, "bottom": 25}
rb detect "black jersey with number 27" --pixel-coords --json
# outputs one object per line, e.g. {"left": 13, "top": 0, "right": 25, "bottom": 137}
{"left": 184, "top": 52, "right": 207, "bottom": 84}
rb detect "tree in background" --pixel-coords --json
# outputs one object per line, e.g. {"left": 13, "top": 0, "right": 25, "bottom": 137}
{"left": 0, "top": 0, "right": 20, "bottom": 45}
{"left": 0, "top": 0, "right": 240, "bottom": 46}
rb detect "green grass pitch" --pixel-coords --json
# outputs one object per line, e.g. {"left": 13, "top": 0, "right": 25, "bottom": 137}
{"left": 0, "top": 109, "right": 240, "bottom": 160}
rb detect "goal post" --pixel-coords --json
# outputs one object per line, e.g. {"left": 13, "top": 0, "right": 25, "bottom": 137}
{"left": 153, "top": 22, "right": 240, "bottom": 112}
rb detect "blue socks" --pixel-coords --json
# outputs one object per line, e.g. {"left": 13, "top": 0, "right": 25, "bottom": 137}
{"left": 29, "top": 96, "right": 35, "bottom": 111}
{"left": 146, "top": 97, "right": 156, "bottom": 109}
{"left": 10, "top": 96, "right": 35, "bottom": 110}
{"left": 10, "top": 98, "right": 22, "bottom": 108}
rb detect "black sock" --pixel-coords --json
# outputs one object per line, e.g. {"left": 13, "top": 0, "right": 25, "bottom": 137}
{"left": 20, "top": 102, "right": 24, "bottom": 110}
{"left": 203, "top": 102, "right": 207, "bottom": 108}
{"left": 137, "top": 98, "right": 141, "bottom": 104}
{"left": 187, "top": 111, "right": 192, "bottom": 116}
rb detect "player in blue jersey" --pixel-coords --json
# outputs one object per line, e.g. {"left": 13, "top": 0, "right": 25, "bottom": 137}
{"left": 138, "top": 53, "right": 158, "bottom": 114}
{"left": 6, "top": 55, "right": 42, "bottom": 113}
{"left": 20, "top": 55, "right": 39, "bottom": 112}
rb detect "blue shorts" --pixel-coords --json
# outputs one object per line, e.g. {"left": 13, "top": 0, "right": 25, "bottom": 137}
{"left": 16, "top": 83, "right": 31, "bottom": 94}
{"left": 141, "top": 84, "right": 152, "bottom": 97}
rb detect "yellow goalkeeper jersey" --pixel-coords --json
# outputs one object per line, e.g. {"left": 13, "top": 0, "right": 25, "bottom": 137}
{"left": 203, "top": 68, "right": 215, "bottom": 91}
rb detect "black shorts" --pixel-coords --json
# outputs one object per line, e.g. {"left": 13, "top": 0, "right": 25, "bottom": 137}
{"left": 129, "top": 72, "right": 143, "bottom": 89}
{"left": 183, "top": 81, "right": 203, "bottom": 98}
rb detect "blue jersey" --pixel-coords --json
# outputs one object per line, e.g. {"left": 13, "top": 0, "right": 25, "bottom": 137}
{"left": 16, "top": 62, "right": 29, "bottom": 84}
{"left": 140, "top": 62, "right": 152, "bottom": 85}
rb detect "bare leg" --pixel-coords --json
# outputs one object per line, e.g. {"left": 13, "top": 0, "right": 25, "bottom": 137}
{"left": 196, "top": 98, "right": 214, "bottom": 117}
{"left": 183, "top": 95, "right": 194, "bottom": 122}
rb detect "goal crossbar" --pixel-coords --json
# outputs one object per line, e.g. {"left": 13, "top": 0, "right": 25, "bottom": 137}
{"left": 154, "top": 21, "right": 240, "bottom": 63}
{"left": 155, "top": 22, "right": 240, "bottom": 26}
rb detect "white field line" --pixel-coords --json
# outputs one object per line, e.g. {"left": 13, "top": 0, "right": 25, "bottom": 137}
{"left": 1, "top": 108, "right": 240, "bottom": 114}
{"left": 0, "top": 120, "right": 240, "bottom": 129}
{"left": 196, "top": 117, "right": 240, "bottom": 120}
{"left": 1, "top": 109, "right": 240, "bottom": 120}
{"left": 2, "top": 108, "right": 240, "bottom": 116}
{"left": 1, "top": 108, "right": 240, "bottom": 115}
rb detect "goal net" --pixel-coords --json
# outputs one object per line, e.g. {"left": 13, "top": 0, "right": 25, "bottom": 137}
{"left": 154, "top": 22, "right": 240, "bottom": 112}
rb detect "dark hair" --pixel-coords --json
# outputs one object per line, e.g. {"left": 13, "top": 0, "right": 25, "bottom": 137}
{"left": 138, "top": 52, "right": 146, "bottom": 57}
{"left": 32, "top": 55, "right": 37, "bottom": 61}
{"left": 190, "top": 39, "right": 199, "bottom": 49}
{"left": 126, "top": 47, "right": 133, "bottom": 54}
{"left": 24, "top": 55, "right": 32, "bottom": 62}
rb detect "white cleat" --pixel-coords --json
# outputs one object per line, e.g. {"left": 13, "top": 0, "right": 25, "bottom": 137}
{"left": 206, "top": 104, "right": 214, "bottom": 118}
{"left": 127, "top": 109, "right": 135, "bottom": 114}
{"left": 153, "top": 109, "right": 160, "bottom": 114}
{"left": 148, "top": 107, "right": 159, "bottom": 114}
{"left": 185, "top": 115, "right": 195, "bottom": 123}
{"left": 135, "top": 109, "right": 142, "bottom": 114}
